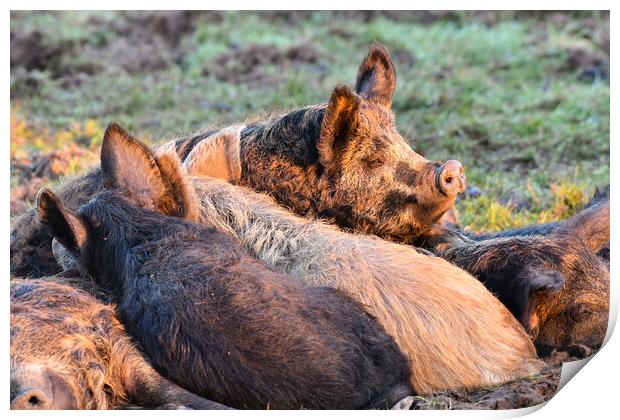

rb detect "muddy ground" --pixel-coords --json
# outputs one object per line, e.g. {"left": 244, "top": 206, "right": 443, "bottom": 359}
{"left": 10, "top": 11, "right": 609, "bottom": 410}
{"left": 416, "top": 349, "right": 588, "bottom": 409}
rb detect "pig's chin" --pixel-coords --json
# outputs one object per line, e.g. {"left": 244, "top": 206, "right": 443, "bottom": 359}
{"left": 386, "top": 208, "right": 424, "bottom": 242}
{"left": 405, "top": 201, "right": 454, "bottom": 230}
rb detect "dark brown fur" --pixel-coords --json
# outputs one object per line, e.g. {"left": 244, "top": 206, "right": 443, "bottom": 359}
{"left": 10, "top": 170, "right": 102, "bottom": 278}
{"left": 11, "top": 276, "right": 229, "bottom": 409}
{"left": 234, "top": 43, "right": 463, "bottom": 243}
{"left": 421, "top": 193, "right": 610, "bottom": 356}
{"left": 36, "top": 124, "right": 413, "bottom": 409}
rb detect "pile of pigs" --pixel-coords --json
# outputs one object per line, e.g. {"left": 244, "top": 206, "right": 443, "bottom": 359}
{"left": 10, "top": 43, "right": 610, "bottom": 410}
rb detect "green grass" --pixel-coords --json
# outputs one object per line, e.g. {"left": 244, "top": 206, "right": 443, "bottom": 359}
{"left": 10, "top": 11, "right": 609, "bottom": 232}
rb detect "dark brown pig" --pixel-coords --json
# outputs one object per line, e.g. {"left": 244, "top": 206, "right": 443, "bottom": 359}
{"left": 35, "top": 124, "right": 413, "bottom": 409}
{"left": 174, "top": 42, "right": 466, "bottom": 243}
{"left": 10, "top": 42, "right": 463, "bottom": 277}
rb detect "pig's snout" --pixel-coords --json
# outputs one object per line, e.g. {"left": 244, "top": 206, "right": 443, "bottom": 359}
{"left": 11, "top": 367, "right": 77, "bottom": 410}
{"left": 11, "top": 388, "right": 53, "bottom": 410}
{"left": 435, "top": 160, "right": 466, "bottom": 196}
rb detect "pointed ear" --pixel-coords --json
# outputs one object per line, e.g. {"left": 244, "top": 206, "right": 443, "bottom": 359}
{"left": 355, "top": 42, "right": 396, "bottom": 108}
{"left": 318, "top": 85, "right": 362, "bottom": 167}
{"left": 36, "top": 188, "right": 86, "bottom": 253}
{"left": 100, "top": 123, "right": 167, "bottom": 211}
{"left": 183, "top": 126, "right": 242, "bottom": 182}
{"left": 560, "top": 193, "right": 610, "bottom": 254}
{"left": 154, "top": 150, "right": 199, "bottom": 221}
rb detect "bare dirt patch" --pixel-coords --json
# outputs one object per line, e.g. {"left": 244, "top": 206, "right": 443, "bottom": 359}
{"left": 414, "top": 348, "right": 592, "bottom": 410}
{"left": 208, "top": 42, "right": 325, "bottom": 85}
{"left": 10, "top": 146, "right": 98, "bottom": 216}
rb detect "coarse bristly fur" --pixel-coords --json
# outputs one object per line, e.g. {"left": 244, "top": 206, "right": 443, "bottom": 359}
{"left": 178, "top": 168, "right": 545, "bottom": 394}
{"left": 36, "top": 124, "right": 413, "bottom": 410}
{"left": 10, "top": 170, "right": 102, "bottom": 278}
{"left": 420, "top": 190, "right": 610, "bottom": 357}
{"left": 11, "top": 277, "right": 229, "bottom": 410}
{"left": 9, "top": 42, "right": 462, "bottom": 279}
{"left": 218, "top": 42, "right": 467, "bottom": 243}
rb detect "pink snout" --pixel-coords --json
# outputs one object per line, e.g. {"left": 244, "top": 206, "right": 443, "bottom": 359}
{"left": 435, "top": 160, "right": 466, "bottom": 196}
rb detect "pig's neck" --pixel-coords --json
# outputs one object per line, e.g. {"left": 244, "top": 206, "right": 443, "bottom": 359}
{"left": 85, "top": 198, "right": 161, "bottom": 300}
{"left": 237, "top": 106, "right": 329, "bottom": 219}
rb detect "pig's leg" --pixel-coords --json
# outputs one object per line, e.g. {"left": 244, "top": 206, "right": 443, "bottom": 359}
{"left": 126, "top": 356, "right": 231, "bottom": 410}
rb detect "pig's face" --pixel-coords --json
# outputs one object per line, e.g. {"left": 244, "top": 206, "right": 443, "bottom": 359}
{"left": 11, "top": 280, "right": 112, "bottom": 409}
{"left": 534, "top": 260, "right": 610, "bottom": 356}
{"left": 315, "top": 44, "right": 465, "bottom": 242}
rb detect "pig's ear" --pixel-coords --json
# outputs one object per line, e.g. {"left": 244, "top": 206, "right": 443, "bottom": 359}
{"left": 154, "top": 149, "right": 199, "bottom": 221}
{"left": 100, "top": 123, "right": 167, "bottom": 211}
{"left": 183, "top": 126, "right": 242, "bottom": 183}
{"left": 528, "top": 270, "right": 565, "bottom": 294}
{"left": 36, "top": 188, "right": 86, "bottom": 253}
{"left": 355, "top": 42, "right": 396, "bottom": 109}
{"left": 559, "top": 191, "right": 609, "bottom": 255}
{"left": 519, "top": 269, "right": 564, "bottom": 337}
{"left": 318, "top": 85, "right": 362, "bottom": 167}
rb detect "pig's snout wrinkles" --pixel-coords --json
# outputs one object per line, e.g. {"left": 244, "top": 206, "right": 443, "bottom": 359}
{"left": 435, "top": 160, "right": 466, "bottom": 196}
{"left": 11, "top": 388, "right": 54, "bottom": 410}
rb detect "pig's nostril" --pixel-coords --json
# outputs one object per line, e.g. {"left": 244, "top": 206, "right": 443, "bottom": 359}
{"left": 436, "top": 159, "right": 466, "bottom": 196}
{"left": 11, "top": 389, "right": 51, "bottom": 410}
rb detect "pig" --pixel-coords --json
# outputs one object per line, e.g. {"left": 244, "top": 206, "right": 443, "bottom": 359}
{"left": 419, "top": 191, "right": 610, "bottom": 356}
{"left": 158, "top": 125, "right": 545, "bottom": 394}
{"left": 10, "top": 42, "right": 462, "bottom": 277}
{"left": 35, "top": 124, "right": 413, "bottom": 410}
{"left": 11, "top": 276, "right": 229, "bottom": 410}
{"left": 174, "top": 42, "right": 466, "bottom": 243}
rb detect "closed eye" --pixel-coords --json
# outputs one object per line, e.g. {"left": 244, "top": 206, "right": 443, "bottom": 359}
{"left": 571, "top": 305, "right": 591, "bottom": 321}
{"left": 406, "top": 195, "right": 418, "bottom": 204}
{"left": 365, "top": 158, "right": 384, "bottom": 169}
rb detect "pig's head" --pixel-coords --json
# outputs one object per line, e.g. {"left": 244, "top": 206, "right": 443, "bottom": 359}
{"left": 10, "top": 280, "right": 112, "bottom": 409}
{"left": 531, "top": 239, "right": 610, "bottom": 357}
{"left": 35, "top": 124, "right": 198, "bottom": 286}
{"left": 314, "top": 43, "right": 466, "bottom": 242}
{"left": 425, "top": 226, "right": 610, "bottom": 358}
{"left": 533, "top": 191, "right": 610, "bottom": 356}
{"left": 10, "top": 135, "right": 191, "bottom": 279}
